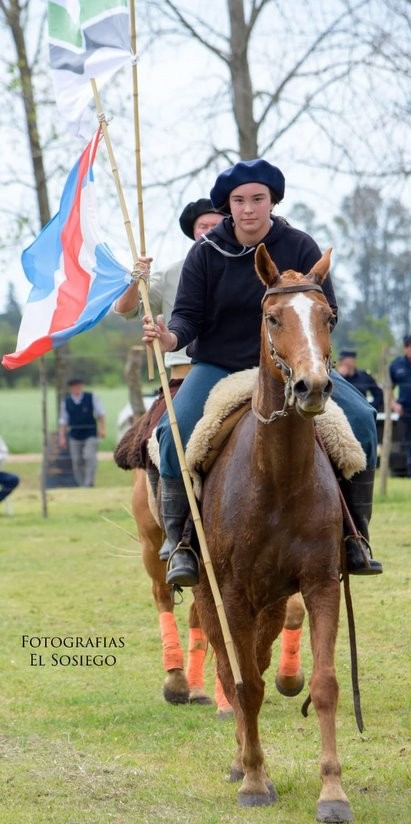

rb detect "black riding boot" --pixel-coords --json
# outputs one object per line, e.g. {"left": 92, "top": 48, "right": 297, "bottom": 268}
{"left": 159, "top": 477, "right": 199, "bottom": 587}
{"left": 339, "top": 469, "right": 383, "bottom": 575}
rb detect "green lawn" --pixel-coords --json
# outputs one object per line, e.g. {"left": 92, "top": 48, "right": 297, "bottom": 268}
{"left": 0, "top": 464, "right": 410, "bottom": 823}
{"left": 1, "top": 385, "right": 159, "bottom": 454}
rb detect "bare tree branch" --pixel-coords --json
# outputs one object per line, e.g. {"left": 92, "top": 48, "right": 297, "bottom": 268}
{"left": 141, "top": 0, "right": 410, "bottom": 184}
{"left": 256, "top": 0, "right": 371, "bottom": 130}
{"left": 161, "top": 0, "right": 230, "bottom": 62}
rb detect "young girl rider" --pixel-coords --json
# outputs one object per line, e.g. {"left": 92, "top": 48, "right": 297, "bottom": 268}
{"left": 142, "top": 159, "right": 383, "bottom": 587}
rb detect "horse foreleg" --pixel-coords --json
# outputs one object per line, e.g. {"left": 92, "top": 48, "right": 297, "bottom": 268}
{"left": 185, "top": 602, "right": 212, "bottom": 705}
{"left": 304, "top": 581, "right": 353, "bottom": 823}
{"left": 275, "top": 592, "right": 305, "bottom": 697}
{"left": 234, "top": 631, "right": 278, "bottom": 807}
{"left": 158, "top": 611, "right": 190, "bottom": 704}
{"left": 149, "top": 575, "right": 190, "bottom": 705}
{"left": 196, "top": 573, "right": 276, "bottom": 806}
{"left": 210, "top": 616, "right": 276, "bottom": 806}
{"left": 133, "top": 469, "right": 189, "bottom": 704}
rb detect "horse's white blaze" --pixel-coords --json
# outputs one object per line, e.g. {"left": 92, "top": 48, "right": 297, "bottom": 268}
{"left": 288, "top": 294, "right": 323, "bottom": 369}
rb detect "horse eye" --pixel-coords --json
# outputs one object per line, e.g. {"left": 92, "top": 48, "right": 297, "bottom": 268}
{"left": 267, "top": 314, "right": 278, "bottom": 326}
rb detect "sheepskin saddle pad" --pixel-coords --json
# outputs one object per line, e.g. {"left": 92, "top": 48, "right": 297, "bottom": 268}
{"left": 148, "top": 367, "right": 366, "bottom": 497}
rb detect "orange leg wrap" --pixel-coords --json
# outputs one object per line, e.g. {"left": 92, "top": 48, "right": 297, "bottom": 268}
{"left": 185, "top": 628, "right": 207, "bottom": 689}
{"left": 214, "top": 670, "right": 232, "bottom": 712}
{"left": 278, "top": 627, "right": 302, "bottom": 677}
{"left": 159, "top": 611, "right": 184, "bottom": 672}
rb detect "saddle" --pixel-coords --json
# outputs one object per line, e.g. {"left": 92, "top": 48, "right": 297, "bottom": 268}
{"left": 197, "top": 400, "right": 251, "bottom": 475}
{"left": 183, "top": 369, "right": 367, "bottom": 498}
{"left": 113, "top": 379, "right": 184, "bottom": 471}
{"left": 117, "top": 369, "right": 367, "bottom": 497}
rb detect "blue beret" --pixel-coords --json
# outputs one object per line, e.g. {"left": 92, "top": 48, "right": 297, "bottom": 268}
{"left": 210, "top": 159, "right": 285, "bottom": 210}
{"left": 339, "top": 349, "right": 357, "bottom": 359}
{"left": 403, "top": 334, "right": 411, "bottom": 346}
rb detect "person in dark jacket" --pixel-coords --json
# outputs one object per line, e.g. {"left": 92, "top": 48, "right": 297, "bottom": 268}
{"left": 0, "top": 436, "right": 20, "bottom": 510}
{"left": 390, "top": 334, "right": 411, "bottom": 477}
{"left": 337, "top": 349, "right": 383, "bottom": 411}
{"left": 58, "top": 378, "right": 105, "bottom": 487}
{"left": 143, "top": 159, "right": 382, "bottom": 585}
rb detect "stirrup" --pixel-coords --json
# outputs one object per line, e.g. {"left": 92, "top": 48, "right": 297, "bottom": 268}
{"left": 166, "top": 543, "right": 200, "bottom": 588}
{"left": 344, "top": 534, "right": 383, "bottom": 576}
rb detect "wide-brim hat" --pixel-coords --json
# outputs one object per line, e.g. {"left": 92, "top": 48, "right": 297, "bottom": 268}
{"left": 179, "top": 198, "right": 225, "bottom": 240}
{"left": 210, "top": 159, "right": 285, "bottom": 210}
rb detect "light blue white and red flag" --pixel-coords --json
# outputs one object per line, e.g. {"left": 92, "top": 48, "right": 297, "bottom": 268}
{"left": 48, "top": 0, "right": 131, "bottom": 137}
{"left": 2, "top": 129, "right": 131, "bottom": 370}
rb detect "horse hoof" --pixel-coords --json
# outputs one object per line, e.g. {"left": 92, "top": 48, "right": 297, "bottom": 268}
{"left": 163, "top": 685, "right": 189, "bottom": 704}
{"left": 216, "top": 707, "right": 234, "bottom": 720}
{"left": 189, "top": 688, "right": 213, "bottom": 706}
{"left": 275, "top": 668, "right": 305, "bottom": 697}
{"left": 163, "top": 669, "right": 189, "bottom": 704}
{"left": 316, "top": 799, "right": 353, "bottom": 822}
{"left": 229, "top": 767, "right": 244, "bottom": 783}
{"left": 238, "top": 789, "right": 277, "bottom": 807}
{"left": 265, "top": 780, "right": 279, "bottom": 802}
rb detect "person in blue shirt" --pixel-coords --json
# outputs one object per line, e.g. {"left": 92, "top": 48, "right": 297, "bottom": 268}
{"left": 143, "top": 159, "right": 383, "bottom": 586}
{"left": 337, "top": 349, "right": 383, "bottom": 411}
{"left": 390, "top": 334, "right": 411, "bottom": 477}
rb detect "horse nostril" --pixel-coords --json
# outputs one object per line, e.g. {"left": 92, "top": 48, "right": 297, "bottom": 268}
{"left": 294, "top": 380, "right": 309, "bottom": 396}
{"left": 294, "top": 377, "right": 333, "bottom": 399}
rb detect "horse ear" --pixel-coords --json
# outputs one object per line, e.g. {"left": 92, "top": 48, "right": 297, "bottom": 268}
{"left": 307, "top": 247, "right": 333, "bottom": 284}
{"left": 255, "top": 243, "right": 280, "bottom": 287}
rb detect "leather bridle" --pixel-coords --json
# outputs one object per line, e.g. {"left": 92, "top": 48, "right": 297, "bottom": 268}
{"left": 252, "top": 282, "right": 332, "bottom": 424}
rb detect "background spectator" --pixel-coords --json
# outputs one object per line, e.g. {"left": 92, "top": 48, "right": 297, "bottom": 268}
{"left": 58, "top": 378, "right": 105, "bottom": 487}
{"left": 389, "top": 335, "right": 411, "bottom": 478}
{"left": 337, "top": 349, "right": 383, "bottom": 411}
{"left": 0, "top": 436, "right": 20, "bottom": 511}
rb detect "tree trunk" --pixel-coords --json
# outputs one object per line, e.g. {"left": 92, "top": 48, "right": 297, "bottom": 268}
{"left": 39, "top": 357, "right": 48, "bottom": 518}
{"left": 227, "top": 0, "right": 258, "bottom": 158}
{"left": 8, "top": 0, "right": 69, "bottom": 416}
{"left": 124, "top": 345, "right": 146, "bottom": 418}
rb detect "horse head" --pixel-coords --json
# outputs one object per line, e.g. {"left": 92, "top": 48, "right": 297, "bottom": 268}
{"left": 255, "top": 244, "right": 334, "bottom": 418}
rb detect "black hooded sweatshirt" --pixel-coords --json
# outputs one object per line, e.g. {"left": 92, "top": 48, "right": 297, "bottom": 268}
{"left": 168, "top": 216, "right": 338, "bottom": 372}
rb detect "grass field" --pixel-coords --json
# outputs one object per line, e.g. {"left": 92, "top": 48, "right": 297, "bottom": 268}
{"left": 1, "top": 386, "right": 160, "bottom": 454}
{"left": 1, "top": 462, "right": 410, "bottom": 823}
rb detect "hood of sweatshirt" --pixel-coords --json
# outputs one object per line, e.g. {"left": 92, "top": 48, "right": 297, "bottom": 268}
{"left": 200, "top": 215, "right": 288, "bottom": 258}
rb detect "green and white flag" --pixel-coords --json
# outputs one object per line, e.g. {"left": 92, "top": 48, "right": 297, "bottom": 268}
{"left": 48, "top": 0, "right": 131, "bottom": 138}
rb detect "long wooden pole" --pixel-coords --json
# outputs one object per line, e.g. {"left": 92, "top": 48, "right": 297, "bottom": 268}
{"left": 91, "top": 81, "right": 242, "bottom": 688}
{"left": 39, "top": 357, "right": 48, "bottom": 518}
{"left": 129, "top": 0, "right": 153, "bottom": 379}
{"left": 129, "top": 0, "right": 145, "bottom": 255}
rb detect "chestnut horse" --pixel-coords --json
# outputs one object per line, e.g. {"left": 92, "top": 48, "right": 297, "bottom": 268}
{"left": 131, "top": 468, "right": 304, "bottom": 714}
{"left": 194, "top": 245, "right": 352, "bottom": 821}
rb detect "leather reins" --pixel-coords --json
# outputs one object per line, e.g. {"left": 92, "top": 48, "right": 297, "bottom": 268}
{"left": 314, "top": 428, "right": 364, "bottom": 733}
